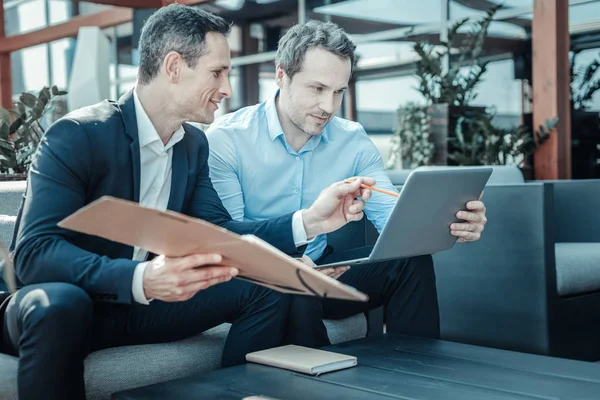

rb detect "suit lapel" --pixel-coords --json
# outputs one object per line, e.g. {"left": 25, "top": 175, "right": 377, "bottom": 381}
{"left": 167, "top": 131, "right": 188, "bottom": 213}
{"left": 117, "top": 90, "right": 141, "bottom": 202}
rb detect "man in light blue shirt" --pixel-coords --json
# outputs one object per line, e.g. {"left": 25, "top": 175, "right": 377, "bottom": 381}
{"left": 207, "top": 20, "right": 487, "bottom": 347}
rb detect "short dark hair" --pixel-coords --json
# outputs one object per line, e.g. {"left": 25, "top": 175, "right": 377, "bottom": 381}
{"left": 275, "top": 20, "right": 357, "bottom": 80}
{"left": 137, "top": 4, "right": 231, "bottom": 85}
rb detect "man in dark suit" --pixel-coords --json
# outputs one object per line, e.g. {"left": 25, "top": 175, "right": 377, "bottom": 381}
{"left": 2, "top": 5, "right": 374, "bottom": 400}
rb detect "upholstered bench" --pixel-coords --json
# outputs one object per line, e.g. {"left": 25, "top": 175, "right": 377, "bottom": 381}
{"left": 0, "top": 180, "right": 369, "bottom": 400}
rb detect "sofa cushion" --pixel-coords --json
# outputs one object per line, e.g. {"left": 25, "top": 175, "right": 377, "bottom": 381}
{"left": 0, "top": 314, "right": 366, "bottom": 400}
{"left": 0, "top": 353, "right": 17, "bottom": 400}
{"left": 0, "top": 216, "right": 16, "bottom": 250}
{"left": 555, "top": 243, "right": 600, "bottom": 297}
{"left": 84, "top": 324, "right": 230, "bottom": 400}
{"left": 0, "top": 181, "right": 26, "bottom": 217}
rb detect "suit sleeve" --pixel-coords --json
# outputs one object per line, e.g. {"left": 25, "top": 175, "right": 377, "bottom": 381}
{"left": 13, "top": 119, "right": 138, "bottom": 304}
{"left": 190, "top": 131, "right": 299, "bottom": 255}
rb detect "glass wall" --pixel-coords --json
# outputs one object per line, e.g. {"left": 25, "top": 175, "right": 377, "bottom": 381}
{"left": 6, "top": 0, "right": 75, "bottom": 99}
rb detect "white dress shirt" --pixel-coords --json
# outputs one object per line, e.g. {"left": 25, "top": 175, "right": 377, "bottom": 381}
{"left": 130, "top": 90, "right": 312, "bottom": 305}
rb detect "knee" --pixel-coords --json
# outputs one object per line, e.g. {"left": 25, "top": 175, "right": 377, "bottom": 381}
{"left": 288, "top": 294, "right": 322, "bottom": 316}
{"left": 9, "top": 282, "right": 93, "bottom": 329}
{"left": 403, "top": 255, "right": 435, "bottom": 279}
{"left": 388, "top": 255, "right": 436, "bottom": 290}
{"left": 250, "top": 285, "right": 291, "bottom": 312}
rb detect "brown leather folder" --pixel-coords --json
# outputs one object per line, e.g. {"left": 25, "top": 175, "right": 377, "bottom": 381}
{"left": 58, "top": 196, "right": 368, "bottom": 301}
{"left": 246, "top": 345, "right": 357, "bottom": 375}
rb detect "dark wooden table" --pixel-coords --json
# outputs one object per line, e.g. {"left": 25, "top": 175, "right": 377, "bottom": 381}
{"left": 113, "top": 334, "right": 600, "bottom": 399}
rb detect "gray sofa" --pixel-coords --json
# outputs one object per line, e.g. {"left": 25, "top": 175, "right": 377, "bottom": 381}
{"left": 386, "top": 166, "right": 600, "bottom": 361}
{"left": 0, "top": 180, "right": 369, "bottom": 400}
{"left": 432, "top": 179, "right": 600, "bottom": 361}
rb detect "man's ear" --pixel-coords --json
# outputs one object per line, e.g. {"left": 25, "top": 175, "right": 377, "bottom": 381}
{"left": 163, "top": 51, "right": 183, "bottom": 83}
{"left": 275, "top": 65, "right": 286, "bottom": 88}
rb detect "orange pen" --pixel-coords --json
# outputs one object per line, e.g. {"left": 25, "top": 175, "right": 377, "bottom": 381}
{"left": 344, "top": 178, "right": 399, "bottom": 198}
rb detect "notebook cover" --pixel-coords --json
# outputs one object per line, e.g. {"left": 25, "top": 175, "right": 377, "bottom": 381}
{"left": 245, "top": 345, "right": 358, "bottom": 375}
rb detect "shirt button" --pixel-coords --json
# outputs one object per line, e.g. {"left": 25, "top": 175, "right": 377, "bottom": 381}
{"left": 293, "top": 189, "right": 299, "bottom": 194}
{"left": 295, "top": 156, "right": 300, "bottom": 161}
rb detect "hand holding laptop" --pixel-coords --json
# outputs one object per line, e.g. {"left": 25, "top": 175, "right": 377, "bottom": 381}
{"left": 451, "top": 192, "right": 487, "bottom": 243}
{"left": 298, "top": 255, "right": 350, "bottom": 280}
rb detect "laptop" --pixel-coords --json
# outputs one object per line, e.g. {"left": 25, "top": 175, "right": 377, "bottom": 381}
{"left": 316, "top": 167, "right": 493, "bottom": 268}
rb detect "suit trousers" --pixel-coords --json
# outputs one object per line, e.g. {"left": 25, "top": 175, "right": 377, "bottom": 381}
{"left": 2, "top": 279, "right": 289, "bottom": 400}
{"left": 284, "top": 248, "right": 440, "bottom": 348}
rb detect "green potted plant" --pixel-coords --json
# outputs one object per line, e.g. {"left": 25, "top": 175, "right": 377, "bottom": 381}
{"left": 569, "top": 50, "right": 600, "bottom": 179}
{"left": 387, "top": 5, "right": 557, "bottom": 176}
{"left": 0, "top": 85, "right": 68, "bottom": 181}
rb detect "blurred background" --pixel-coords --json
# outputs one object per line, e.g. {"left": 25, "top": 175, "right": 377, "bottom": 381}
{"left": 0, "top": 0, "right": 598, "bottom": 181}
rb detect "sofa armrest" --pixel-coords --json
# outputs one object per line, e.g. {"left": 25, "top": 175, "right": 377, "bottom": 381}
{"left": 433, "top": 183, "right": 555, "bottom": 355}
{"left": 550, "top": 180, "right": 600, "bottom": 242}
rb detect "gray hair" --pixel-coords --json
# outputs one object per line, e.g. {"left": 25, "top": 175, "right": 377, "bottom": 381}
{"left": 275, "top": 20, "right": 357, "bottom": 80}
{"left": 137, "top": 4, "right": 231, "bottom": 85}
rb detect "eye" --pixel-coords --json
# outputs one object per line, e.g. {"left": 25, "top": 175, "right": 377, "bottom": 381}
{"left": 334, "top": 89, "right": 345, "bottom": 95}
{"left": 311, "top": 85, "right": 324, "bottom": 92}
{"left": 212, "top": 70, "right": 220, "bottom": 78}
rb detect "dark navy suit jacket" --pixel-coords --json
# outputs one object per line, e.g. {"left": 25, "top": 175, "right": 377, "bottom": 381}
{"left": 12, "top": 90, "right": 297, "bottom": 305}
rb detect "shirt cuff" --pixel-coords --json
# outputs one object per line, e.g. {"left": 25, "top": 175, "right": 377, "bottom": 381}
{"left": 132, "top": 261, "right": 152, "bottom": 305}
{"left": 292, "top": 210, "right": 316, "bottom": 247}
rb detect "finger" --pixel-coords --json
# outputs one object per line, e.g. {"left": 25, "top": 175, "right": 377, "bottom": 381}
{"left": 450, "top": 222, "right": 478, "bottom": 232}
{"left": 456, "top": 211, "right": 485, "bottom": 223}
{"left": 451, "top": 230, "right": 480, "bottom": 242}
{"left": 339, "top": 177, "right": 376, "bottom": 193}
{"left": 301, "top": 255, "right": 317, "bottom": 267}
{"left": 346, "top": 211, "right": 364, "bottom": 222}
{"left": 478, "top": 190, "right": 484, "bottom": 200}
{"left": 359, "top": 188, "right": 372, "bottom": 201}
{"left": 182, "top": 265, "right": 238, "bottom": 286}
{"left": 356, "top": 176, "right": 376, "bottom": 187}
{"left": 177, "top": 253, "right": 223, "bottom": 271}
{"left": 332, "top": 267, "right": 350, "bottom": 279}
{"left": 348, "top": 199, "right": 365, "bottom": 214}
{"left": 319, "top": 268, "right": 335, "bottom": 276}
{"left": 466, "top": 200, "right": 486, "bottom": 211}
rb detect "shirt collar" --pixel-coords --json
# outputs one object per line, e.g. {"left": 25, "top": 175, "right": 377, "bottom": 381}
{"left": 264, "top": 89, "right": 330, "bottom": 144}
{"left": 133, "top": 88, "right": 184, "bottom": 150}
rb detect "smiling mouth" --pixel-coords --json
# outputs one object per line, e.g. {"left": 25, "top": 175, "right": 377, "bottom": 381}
{"left": 311, "top": 115, "right": 328, "bottom": 123}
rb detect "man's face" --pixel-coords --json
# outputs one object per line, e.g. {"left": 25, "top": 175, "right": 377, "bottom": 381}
{"left": 277, "top": 47, "right": 351, "bottom": 136}
{"left": 173, "top": 32, "right": 232, "bottom": 124}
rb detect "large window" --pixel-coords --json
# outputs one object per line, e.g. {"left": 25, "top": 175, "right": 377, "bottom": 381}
{"left": 6, "top": 0, "right": 74, "bottom": 98}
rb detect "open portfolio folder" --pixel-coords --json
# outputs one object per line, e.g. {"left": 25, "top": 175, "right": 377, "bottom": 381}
{"left": 57, "top": 196, "right": 369, "bottom": 301}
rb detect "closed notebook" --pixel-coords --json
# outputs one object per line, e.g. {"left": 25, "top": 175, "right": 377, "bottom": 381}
{"left": 246, "top": 345, "right": 357, "bottom": 375}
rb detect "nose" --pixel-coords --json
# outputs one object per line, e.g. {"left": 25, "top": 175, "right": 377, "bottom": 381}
{"left": 319, "top": 93, "right": 336, "bottom": 115}
{"left": 220, "top": 76, "right": 232, "bottom": 99}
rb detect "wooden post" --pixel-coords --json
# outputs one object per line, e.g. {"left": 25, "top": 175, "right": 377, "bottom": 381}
{"left": 532, "top": 0, "right": 571, "bottom": 180}
{"left": 0, "top": 1, "right": 12, "bottom": 110}
{"left": 344, "top": 78, "right": 357, "bottom": 121}
{"left": 240, "top": 23, "right": 259, "bottom": 108}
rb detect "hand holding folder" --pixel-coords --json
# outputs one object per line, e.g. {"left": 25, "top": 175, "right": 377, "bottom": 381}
{"left": 58, "top": 196, "right": 369, "bottom": 301}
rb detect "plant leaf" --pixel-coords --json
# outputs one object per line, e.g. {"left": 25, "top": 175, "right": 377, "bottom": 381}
{"left": 0, "top": 138, "right": 14, "bottom": 152}
{"left": 0, "top": 122, "right": 9, "bottom": 141}
{"left": 19, "top": 93, "right": 39, "bottom": 109}
{"left": 0, "top": 107, "right": 11, "bottom": 127}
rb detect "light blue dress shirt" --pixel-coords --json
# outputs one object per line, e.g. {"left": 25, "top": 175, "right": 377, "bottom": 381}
{"left": 206, "top": 91, "right": 399, "bottom": 261}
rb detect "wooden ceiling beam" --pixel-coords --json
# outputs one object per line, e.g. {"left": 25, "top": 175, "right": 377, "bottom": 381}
{"left": 0, "top": 0, "right": 213, "bottom": 53}
{"left": 0, "top": 7, "right": 133, "bottom": 53}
